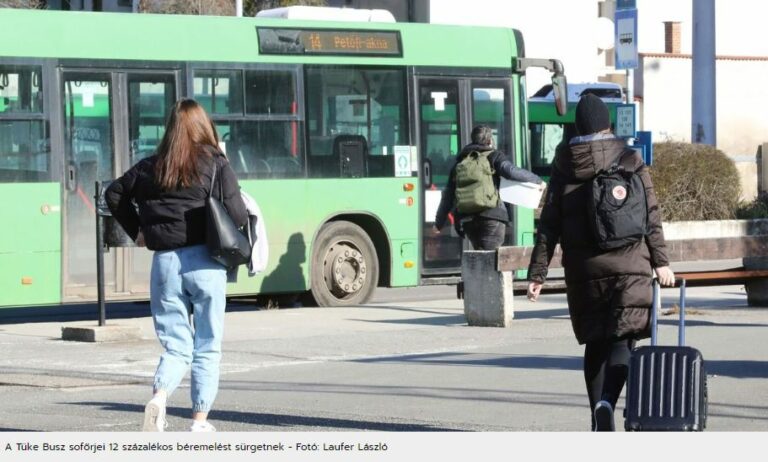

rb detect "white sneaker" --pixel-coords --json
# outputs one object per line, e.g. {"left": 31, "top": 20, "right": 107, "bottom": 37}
{"left": 142, "top": 396, "right": 167, "bottom": 432}
{"left": 190, "top": 420, "right": 216, "bottom": 432}
{"left": 593, "top": 400, "right": 615, "bottom": 432}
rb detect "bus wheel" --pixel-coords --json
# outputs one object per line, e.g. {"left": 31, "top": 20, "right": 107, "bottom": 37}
{"left": 310, "top": 221, "right": 379, "bottom": 307}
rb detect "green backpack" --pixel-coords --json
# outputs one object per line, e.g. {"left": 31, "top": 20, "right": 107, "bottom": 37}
{"left": 454, "top": 150, "right": 499, "bottom": 214}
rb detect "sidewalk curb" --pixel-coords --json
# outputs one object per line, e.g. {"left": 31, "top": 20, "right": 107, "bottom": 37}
{"left": 61, "top": 324, "right": 143, "bottom": 342}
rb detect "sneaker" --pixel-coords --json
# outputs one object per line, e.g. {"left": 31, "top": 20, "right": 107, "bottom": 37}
{"left": 593, "top": 400, "right": 615, "bottom": 432}
{"left": 190, "top": 420, "right": 216, "bottom": 432}
{"left": 142, "top": 396, "right": 167, "bottom": 432}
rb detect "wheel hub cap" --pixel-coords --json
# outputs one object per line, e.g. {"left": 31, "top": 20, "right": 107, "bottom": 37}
{"left": 325, "top": 243, "right": 366, "bottom": 296}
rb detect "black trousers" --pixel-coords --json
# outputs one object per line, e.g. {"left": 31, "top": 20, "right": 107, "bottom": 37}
{"left": 583, "top": 338, "right": 636, "bottom": 430}
{"left": 462, "top": 218, "right": 506, "bottom": 250}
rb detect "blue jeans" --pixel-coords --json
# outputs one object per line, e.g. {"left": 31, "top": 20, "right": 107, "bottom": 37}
{"left": 149, "top": 244, "right": 227, "bottom": 413}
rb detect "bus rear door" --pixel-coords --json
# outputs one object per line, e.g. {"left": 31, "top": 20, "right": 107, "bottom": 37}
{"left": 61, "top": 68, "right": 177, "bottom": 300}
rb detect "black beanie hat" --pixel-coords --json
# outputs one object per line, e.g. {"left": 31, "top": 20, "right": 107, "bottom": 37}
{"left": 575, "top": 93, "right": 611, "bottom": 135}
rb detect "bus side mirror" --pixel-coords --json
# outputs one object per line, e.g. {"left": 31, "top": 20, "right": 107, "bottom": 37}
{"left": 552, "top": 73, "right": 568, "bottom": 116}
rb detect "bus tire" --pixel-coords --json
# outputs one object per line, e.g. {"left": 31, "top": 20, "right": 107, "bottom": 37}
{"left": 310, "top": 221, "right": 379, "bottom": 307}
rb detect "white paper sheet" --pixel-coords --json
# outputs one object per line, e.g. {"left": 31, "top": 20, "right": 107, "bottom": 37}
{"left": 499, "top": 179, "right": 545, "bottom": 209}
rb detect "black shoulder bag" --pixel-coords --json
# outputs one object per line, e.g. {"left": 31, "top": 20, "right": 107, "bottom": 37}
{"left": 206, "top": 159, "right": 251, "bottom": 268}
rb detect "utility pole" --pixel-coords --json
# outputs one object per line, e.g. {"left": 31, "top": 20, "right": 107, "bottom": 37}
{"left": 692, "top": 0, "right": 716, "bottom": 145}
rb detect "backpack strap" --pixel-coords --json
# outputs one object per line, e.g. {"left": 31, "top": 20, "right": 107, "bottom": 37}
{"left": 605, "top": 148, "right": 640, "bottom": 175}
{"left": 619, "top": 147, "right": 640, "bottom": 168}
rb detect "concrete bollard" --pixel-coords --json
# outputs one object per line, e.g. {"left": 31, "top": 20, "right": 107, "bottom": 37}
{"left": 461, "top": 250, "right": 514, "bottom": 327}
{"left": 743, "top": 256, "right": 768, "bottom": 307}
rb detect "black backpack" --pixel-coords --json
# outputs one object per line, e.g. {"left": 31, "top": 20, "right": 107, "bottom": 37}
{"left": 588, "top": 150, "right": 649, "bottom": 250}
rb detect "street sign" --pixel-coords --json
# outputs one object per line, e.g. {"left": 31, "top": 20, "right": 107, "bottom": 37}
{"left": 636, "top": 130, "right": 654, "bottom": 165}
{"left": 617, "top": 0, "right": 636, "bottom": 10}
{"left": 615, "top": 8, "right": 638, "bottom": 69}
{"left": 615, "top": 104, "right": 636, "bottom": 138}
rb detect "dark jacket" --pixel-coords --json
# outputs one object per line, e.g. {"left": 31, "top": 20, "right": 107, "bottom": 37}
{"left": 527, "top": 135, "right": 669, "bottom": 344}
{"left": 105, "top": 151, "right": 248, "bottom": 252}
{"left": 434, "top": 144, "right": 542, "bottom": 230}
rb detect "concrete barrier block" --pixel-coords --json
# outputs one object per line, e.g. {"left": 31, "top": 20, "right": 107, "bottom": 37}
{"left": 745, "top": 280, "right": 768, "bottom": 307}
{"left": 461, "top": 250, "right": 514, "bottom": 327}
{"left": 61, "top": 324, "right": 143, "bottom": 342}
{"left": 743, "top": 256, "right": 768, "bottom": 307}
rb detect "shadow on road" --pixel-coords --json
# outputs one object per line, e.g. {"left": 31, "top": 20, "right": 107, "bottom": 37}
{"left": 706, "top": 360, "right": 768, "bottom": 379}
{"left": 354, "top": 305, "right": 570, "bottom": 326}
{"left": 71, "top": 402, "right": 457, "bottom": 431}
{"left": 354, "top": 351, "right": 768, "bottom": 380}
{"left": 353, "top": 352, "right": 582, "bottom": 370}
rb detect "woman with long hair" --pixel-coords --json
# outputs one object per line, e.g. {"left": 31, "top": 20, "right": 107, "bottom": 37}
{"left": 106, "top": 98, "right": 247, "bottom": 432}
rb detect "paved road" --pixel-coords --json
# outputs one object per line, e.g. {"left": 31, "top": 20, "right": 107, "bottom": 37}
{"left": 0, "top": 284, "right": 766, "bottom": 432}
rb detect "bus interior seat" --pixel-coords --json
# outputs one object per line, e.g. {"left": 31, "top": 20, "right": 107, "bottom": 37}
{"left": 332, "top": 134, "right": 367, "bottom": 178}
{"left": 250, "top": 158, "right": 271, "bottom": 178}
{"left": 267, "top": 156, "right": 302, "bottom": 177}
{"left": 232, "top": 144, "right": 250, "bottom": 175}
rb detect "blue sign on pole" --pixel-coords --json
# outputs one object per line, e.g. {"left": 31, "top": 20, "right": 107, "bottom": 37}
{"left": 617, "top": 0, "right": 636, "bottom": 10}
{"left": 615, "top": 103, "right": 636, "bottom": 139}
{"left": 636, "top": 130, "right": 654, "bottom": 165}
{"left": 615, "top": 8, "right": 638, "bottom": 69}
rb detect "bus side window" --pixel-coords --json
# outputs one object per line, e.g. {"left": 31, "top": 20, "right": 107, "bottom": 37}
{"left": 305, "top": 66, "right": 408, "bottom": 179}
{"left": 530, "top": 122, "right": 564, "bottom": 171}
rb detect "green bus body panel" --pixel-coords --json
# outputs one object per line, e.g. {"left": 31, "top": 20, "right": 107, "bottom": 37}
{"left": 227, "top": 177, "right": 420, "bottom": 295}
{"left": 0, "top": 9, "right": 518, "bottom": 68}
{"left": 528, "top": 101, "right": 618, "bottom": 125}
{"left": 0, "top": 183, "right": 61, "bottom": 307}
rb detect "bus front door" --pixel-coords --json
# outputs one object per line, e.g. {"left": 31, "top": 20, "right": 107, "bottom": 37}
{"left": 417, "top": 78, "right": 467, "bottom": 275}
{"left": 61, "top": 70, "right": 176, "bottom": 301}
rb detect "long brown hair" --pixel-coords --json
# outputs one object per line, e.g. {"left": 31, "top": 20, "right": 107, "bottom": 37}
{"left": 155, "top": 98, "right": 219, "bottom": 190}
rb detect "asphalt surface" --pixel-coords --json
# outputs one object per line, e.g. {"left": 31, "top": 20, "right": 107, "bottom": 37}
{"left": 0, "top": 284, "right": 766, "bottom": 432}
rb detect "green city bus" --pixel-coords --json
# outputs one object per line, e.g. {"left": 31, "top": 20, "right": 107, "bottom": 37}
{"left": 0, "top": 8, "right": 565, "bottom": 308}
{"left": 528, "top": 82, "right": 623, "bottom": 181}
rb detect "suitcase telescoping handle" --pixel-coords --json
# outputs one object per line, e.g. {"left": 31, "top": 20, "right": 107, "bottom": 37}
{"left": 650, "top": 278, "right": 687, "bottom": 347}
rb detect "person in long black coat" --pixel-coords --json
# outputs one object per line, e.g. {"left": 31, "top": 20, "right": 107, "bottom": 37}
{"left": 526, "top": 94, "right": 675, "bottom": 431}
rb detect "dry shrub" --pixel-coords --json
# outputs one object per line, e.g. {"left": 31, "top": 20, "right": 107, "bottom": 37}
{"left": 139, "top": 0, "right": 327, "bottom": 15}
{"left": 0, "top": 0, "right": 45, "bottom": 7}
{"left": 649, "top": 142, "right": 741, "bottom": 221}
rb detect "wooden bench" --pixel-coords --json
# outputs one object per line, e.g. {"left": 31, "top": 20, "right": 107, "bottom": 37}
{"left": 461, "top": 234, "right": 768, "bottom": 327}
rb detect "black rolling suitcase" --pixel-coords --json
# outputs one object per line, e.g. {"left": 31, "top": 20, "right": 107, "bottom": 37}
{"left": 624, "top": 279, "right": 708, "bottom": 431}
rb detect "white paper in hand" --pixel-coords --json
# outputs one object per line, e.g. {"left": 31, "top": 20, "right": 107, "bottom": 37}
{"left": 499, "top": 179, "right": 545, "bottom": 209}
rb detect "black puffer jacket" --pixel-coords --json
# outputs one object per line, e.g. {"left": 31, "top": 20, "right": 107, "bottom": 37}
{"left": 434, "top": 144, "right": 542, "bottom": 229}
{"left": 528, "top": 136, "right": 669, "bottom": 344}
{"left": 105, "top": 151, "right": 247, "bottom": 251}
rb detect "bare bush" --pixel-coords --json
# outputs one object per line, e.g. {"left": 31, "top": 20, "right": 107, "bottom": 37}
{"left": 0, "top": 0, "right": 45, "bottom": 8}
{"left": 139, "top": 0, "right": 235, "bottom": 15}
{"left": 650, "top": 141, "right": 741, "bottom": 221}
{"left": 138, "top": 0, "right": 326, "bottom": 16}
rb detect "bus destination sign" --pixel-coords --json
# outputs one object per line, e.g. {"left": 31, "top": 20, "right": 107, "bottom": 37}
{"left": 258, "top": 27, "right": 402, "bottom": 57}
